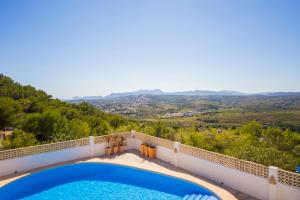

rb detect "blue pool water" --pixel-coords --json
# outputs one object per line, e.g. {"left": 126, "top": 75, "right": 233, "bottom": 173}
{"left": 0, "top": 163, "right": 219, "bottom": 200}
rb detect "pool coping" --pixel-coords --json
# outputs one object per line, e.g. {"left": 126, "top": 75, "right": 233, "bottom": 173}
{"left": 85, "top": 158, "right": 237, "bottom": 200}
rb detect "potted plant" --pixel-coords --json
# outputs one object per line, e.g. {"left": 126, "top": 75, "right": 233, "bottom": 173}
{"left": 143, "top": 143, "right": 149, "bottom": 157}
{"left": 112, "top": 136, "right": 119, "bottom": 154}
{"left": 140, "top": 143, "right": 145, "bottom": 155}
{"left": 105, "top": 136, "right": 112, "bottom": 156}
{"left": 117, "top": 136, "right": 126, "bottom": 153}
{"left": 148, "top": 144, "right": 156, "bottom": 159}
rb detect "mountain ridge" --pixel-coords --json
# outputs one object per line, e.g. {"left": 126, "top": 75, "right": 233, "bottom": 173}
{"left": 71, "top": 89, "right": 300, "bottom": 100}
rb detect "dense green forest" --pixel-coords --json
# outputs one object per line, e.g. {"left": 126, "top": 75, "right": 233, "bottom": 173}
{"left": 0, "top": 74, "right": 299, "bottom": 172}
{"left": 0, "top": 74, "right": 127, "bottom": 148}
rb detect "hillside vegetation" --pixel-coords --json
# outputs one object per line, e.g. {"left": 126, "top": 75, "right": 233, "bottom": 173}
{"left": 0, "top": 74, "right": 127, "bottom": 149}
{"left": 0, "top": 74, "right": 300, "bottom": 172}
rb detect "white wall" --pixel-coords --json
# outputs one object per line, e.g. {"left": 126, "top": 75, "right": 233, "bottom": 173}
{"left": 277, "top": 183, "right": 300, "bottom": 200}
{"left": 178, "top": 153, "right": 269, "bottom": 200}
{"left": 156, "top": 146, "right": 176, "bottom": 165}
{"left": 0, "top": 145, "right": 90, "bottom": 177}
{"left": 93, "top": 143, "right": 106, "bottom": 156}
{"left": 0, "top": 137, "right": 136, "bottom": 178}
{"left": 126, "top": 138, "right": 142, "bottom": 150}
{"left": 127, "top": 138, "right": 177, "bottom": 166}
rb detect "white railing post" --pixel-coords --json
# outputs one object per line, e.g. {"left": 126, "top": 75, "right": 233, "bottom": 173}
{"left": 128, "top": 130, "right": 139, "bottom": 150}
{"left": 268, "top": 166, "right": 278, "bottom": 200}
{"left": 173, "top": 142, "right": 181, "bottom": 167}
{"left": 89, "top": 136, "right": 95, "bottom": 156}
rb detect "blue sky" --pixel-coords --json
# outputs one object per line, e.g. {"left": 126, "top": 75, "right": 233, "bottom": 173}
{"left": 1, "top": 0, "right": 299, "bottom": 99}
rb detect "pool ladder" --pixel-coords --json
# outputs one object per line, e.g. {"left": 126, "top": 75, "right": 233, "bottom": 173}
{"left": 182, "top": 194, "right": 218, "bottom": 200}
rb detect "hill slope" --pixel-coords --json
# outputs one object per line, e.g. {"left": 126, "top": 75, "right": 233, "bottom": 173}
{"left": 0, "top": 74, "right": 127, "bottom": 149}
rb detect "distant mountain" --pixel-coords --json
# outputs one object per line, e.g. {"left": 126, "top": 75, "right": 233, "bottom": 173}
{"left": 105, "top": 89, "right": 164, "bottom": 99}
{"left": 258, "top": 92, "right": 300, "bottom": 97}
{"left": 71, "top": 90, "right": 300, "bottom": 101}
{"left": 104, "top": 89, "right": 247, "bottom": 99}
{"left": 166, "top": 90, "right": 247, "bottom": 96}
{"left": 72, "top": 96, "right": 103, "bottom": 100}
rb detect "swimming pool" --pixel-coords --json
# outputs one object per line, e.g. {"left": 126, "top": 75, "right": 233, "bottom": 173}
{"left": 0, "top": 163, "right": 219, "bottom": 200}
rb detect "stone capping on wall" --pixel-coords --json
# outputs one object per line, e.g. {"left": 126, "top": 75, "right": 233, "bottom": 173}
{"left": 0, "top": 138, "right": 89, "bottom": 160}
{"left": 94, "top": 132, "right": 131, "bottom": 144}
{"left": 135, "top": 132, "right": 174, "bottom": 150}
{"left": 278, "top": 169, "right": 300, "bottom": 188}
{"left": 180, "top": 144, "right": 269, "bottom": 178}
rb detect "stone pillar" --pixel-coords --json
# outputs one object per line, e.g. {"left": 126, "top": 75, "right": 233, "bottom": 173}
{"left": 173, "top": 142, "right": 181, "bottom": 167}
{"left": 268, "top": 166, "right": 278, "bottom": 200}
{"left": 89, "top": 136, "right": 95, "bottom": 156}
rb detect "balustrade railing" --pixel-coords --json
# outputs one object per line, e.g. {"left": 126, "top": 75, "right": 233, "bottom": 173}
{"left": 0, "top": 131, "right": 299, "bottom": 188}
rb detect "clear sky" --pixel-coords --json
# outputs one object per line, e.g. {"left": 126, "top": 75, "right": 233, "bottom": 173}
{"left": 1, "top": 0, "right": 300, "bottom": 99}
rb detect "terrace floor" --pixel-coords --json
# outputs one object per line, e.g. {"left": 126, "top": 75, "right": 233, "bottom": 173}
{"left": 0, "top": 150, "right": 258, "bottom": 200}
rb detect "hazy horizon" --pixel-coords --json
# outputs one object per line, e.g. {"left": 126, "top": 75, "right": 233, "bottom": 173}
{"left": 1, "top": 0, "right": 300, "bottom": 99}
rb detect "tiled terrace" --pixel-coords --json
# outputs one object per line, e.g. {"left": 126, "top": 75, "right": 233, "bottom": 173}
{"left": 0, "top": 150, "right": 258, "bottom": 200}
